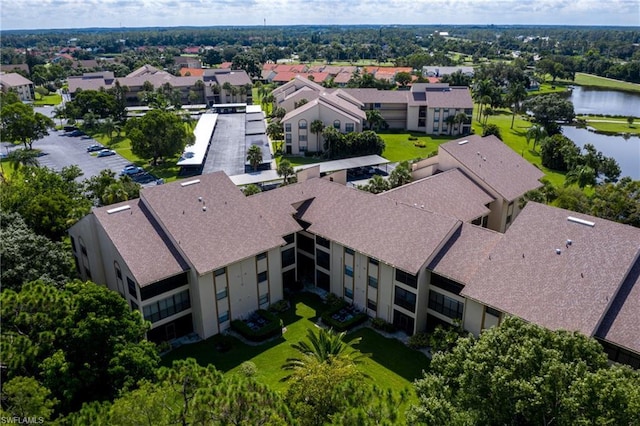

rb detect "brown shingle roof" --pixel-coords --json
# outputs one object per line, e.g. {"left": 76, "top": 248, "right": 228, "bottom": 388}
{"left": 439, "top": 135, "right": 544, "bottom": 201}
{"left": 140, "top": 172, "right": 284, "bottom": 275}
{"left": 424, "top": 86, "right": 473, "bottom": 108}
{"left": 340, "top": 88, "right": 408, "bottom": 104}
{"left": 92, "top": 199, "right": 188, "bottom": 286}
{"left": 428, "top": 223, "right": 502, "bottom": 285}
{"left": 382, "top": 169, "right": 494, "bottom": 222}
{"left": 0, "top": 72, "right": 33, "bottom": 87}
{"left": 596, "top": 259, "right": 640, "bottom": 354}
{"left": 463, "top": 202, "right": 640, "bottom": 338}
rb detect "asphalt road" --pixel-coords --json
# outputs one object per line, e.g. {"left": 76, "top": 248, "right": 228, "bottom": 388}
{"left": 202, "top": 114, "right": 247, "bottom": 176}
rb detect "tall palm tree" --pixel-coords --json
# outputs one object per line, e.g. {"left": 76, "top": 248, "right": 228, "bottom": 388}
{"left": 7, "top": 149, "right": 39, "bottom": 171}
{"left": 365, "top": 109, "right": 386, "bottom": 131}
{"left": 472, "top": 79, "right": 494, "bottom": 123}
{"left": 277, "top": 159, "right": 294, "bottom": 185}
{"left": 454, "top": 112, "right": 469, "bottom": 135}
{"left": 526, "top": 124, "right": 547, "bottom": 152}
{"left": 310, "top": 119, "right": 324, "bottom": 152}
{"left": 444, "top": 115, "right": 456, "bottom": 135}
{"left": 246, "top": 144, "right": 262, "bottom": 171}
{"left": 506, "top": 82, "right": 528, "bottom": 129}
{"left": 282, "top": 327, "right": 369, "bottom": 373}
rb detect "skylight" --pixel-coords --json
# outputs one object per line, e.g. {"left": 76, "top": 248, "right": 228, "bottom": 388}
{"left": 107, "top": 205, "right": 131, "bottom": 214}
{"left": 180, "top": 179, "right": 201, "bottom": 187}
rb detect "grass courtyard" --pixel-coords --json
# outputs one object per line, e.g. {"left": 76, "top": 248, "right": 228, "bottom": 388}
{"left": 162, "top": 292, "right": 429, "bottom": 419}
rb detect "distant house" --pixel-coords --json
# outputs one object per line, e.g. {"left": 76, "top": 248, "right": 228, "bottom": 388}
{"left": 271, "top": 76, "right": 474, "bottom": 154}
{"left": 0, "top": 72, "right": 35, "bottom": 101}
{"left": 422, "top": 66, "right": 474, "bottom": 78}
{"left": 0, "top": 63, "right": 30, "bottom": 75}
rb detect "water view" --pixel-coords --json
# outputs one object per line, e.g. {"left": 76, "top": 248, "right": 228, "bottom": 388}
{"left": 560, "top": 87, "right": 640, "bottom": 180}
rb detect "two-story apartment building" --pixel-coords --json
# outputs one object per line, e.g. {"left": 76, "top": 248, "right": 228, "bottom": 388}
{"left": 0, "top": 72, "right": 35, "bottom": 101}
{"left": 69, "top": 136, "right": 640, "bottom": 368}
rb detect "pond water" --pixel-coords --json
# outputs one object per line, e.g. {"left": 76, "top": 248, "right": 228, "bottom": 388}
{"left": 561, "top": 125, "right": 640, "bottom": 180}
{"left": 569, "top": 86, "right": 640, "bottom": 116}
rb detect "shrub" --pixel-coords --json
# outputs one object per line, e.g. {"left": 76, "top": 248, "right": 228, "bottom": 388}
{"left": 429, "top": 321, "right": 467, "bottom": 353}
{"left": 239, "top": 361, "right": 258, "bottom": 377}
{"left": 231, "top": 309, "right": 282, "bottom": 342}
{"left": 408, "top": 136, "right": 418, "bottom": 141}
{"left": 269, "top": 299, "right": 290, "bottom": 313}
{"left": 325, "top": 293, "right": 345, "bottom": 308}
{"left": 414, "top": 141, "right": 426, "bottom": 147}
{"left": 156, "top": 341, "right": 172, "bottom": 353}
{"left": 371, "top": 318, "right": 396, "bottom": 333}
{"left": 322, "top": 310, "right": 368, "bottom": 332}
{"left": 407, "top": 332, "right": 429, "bottom": 349}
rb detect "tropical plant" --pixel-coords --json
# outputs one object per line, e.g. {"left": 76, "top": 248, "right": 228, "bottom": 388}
{"left": 277, "top": 159, "right": 295, "bottom": 185}
{"left": 242, "top": 184, "right": 262, "bottom": 196}
{"left": 310, "top": 119, "right": 324, "bottom": 152}
{"left": 526, "top": 124, "right": 548, "bottom": 151}
{"left": 246, "top": 144, "right": 263, "bottom": 172}
{"left": 506, "top": 82, "right": 527, "bottom": 129}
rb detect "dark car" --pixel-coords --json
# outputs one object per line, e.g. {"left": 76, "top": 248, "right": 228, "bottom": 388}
{"left": 67, "top": 129, "right": 85, "bottom": 137}
{"left": 87, "top": 144, "right": 105, "bottom": 152}
{"left": 64, "top": 125, "right": 79, "bottom": 132}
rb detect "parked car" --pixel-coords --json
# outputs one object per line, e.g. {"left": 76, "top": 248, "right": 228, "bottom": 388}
{"left": 120, "top": 164, "right": 144, "bottom": 176}
{"left": 87, "top": 144, "right": 105, "bottom": 152}
{"left": 96, "top": 149, "right": 116, "bottom": 157}
{"left": 67, "top": 129, "right": 85, "bottom": 137}
{"left": 64, "top": 125, "right": 79, "bottom": 132}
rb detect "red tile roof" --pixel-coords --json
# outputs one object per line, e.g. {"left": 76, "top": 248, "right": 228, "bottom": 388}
{"left": 180, "top": 68, "right": 204, "bottom": 77}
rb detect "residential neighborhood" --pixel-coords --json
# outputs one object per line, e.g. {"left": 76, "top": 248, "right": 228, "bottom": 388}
{"left": 1, "top": 17, "right": 639, "bottom": 425}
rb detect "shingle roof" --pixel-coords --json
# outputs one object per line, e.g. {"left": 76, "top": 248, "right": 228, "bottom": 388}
{"left": 382, "top": 169, "right": 494, "bottom": 222}
{"left": 92, "top": 199, "right": 189, "bottom": 286}
{"left": 340, "top": 88, "right": 408, "bottom": 104}
{"left": 596, "top": 259, "right": 640, "bottom": 354}
{"left": 255, "top": 178, "right": 461, "bottom": 274}
{"left": 424, "top": 86, "right": 473, "bottom": 109}
{"left": 439, "top": 135, "right": 544, "bottom": 201}
{"left": 140, "top": 172, "right": 284, "bottom": 275}
{"left": 428, "top": 223, "right": 502, "bottom": 285}
{"left": 463, "top": 202, "right": 640, "bottom": 338}
{"left": 0, "top": 72, "right": 33, "bottom": 87}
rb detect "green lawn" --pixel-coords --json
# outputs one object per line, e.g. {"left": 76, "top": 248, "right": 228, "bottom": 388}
{"left": 576, "top": 115, "right": 640, "bottom": 135}
{"left": 162, "top": 292, "right": 428, "bottom": 420}
{"left": 34, "top": 93, "right": 62, "bottom": 106}
{"left": 379, "top": 132, "right": 449, "bottom": 162}
{"left": 570, "top": 73, "right": 640, "bottom": 93}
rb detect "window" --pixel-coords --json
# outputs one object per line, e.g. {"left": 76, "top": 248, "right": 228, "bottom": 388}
{"left": 140, "top": 272, "right": 188, "bottom": 301}
{"left": 418, "top": 105, "right": 427, "bottom": 118}
{"left": 434, "top": 110, "right": 440, "bottom": 122}
{"left": 367, "top": 299, "right": 377, "bottom": 311}
{"left": 316, "top": 270, "right": 330, "bottom": 291}
{"left": 299, "top": 146, "right": 307, "bottom": 152}
{"left": 368, "top": 275, "right": 378, "bottom": 289}
{"left": 333, "top": 120, "right": 341, "bottom": 130}
{"left": 430, "top": 273, "right": 464, "bottom": 295}
{"left": 297, "top": 233, "right": 315, "bottom": 254}
{"left": 285, "top": 123, "right": 291, "bottom": 132}
{"left": 216, "top": 287, "right": 227, "bottom": 300}
{"left": 115, "top": 265, "right": 122, "bottom": 280}
{"left": 395, "top": 269, "right": 417, "bottom": 288}
{"left": 344, "top": 287, "right": 353, "bottom": 299}
{"left": 316, "top": 236, "right": 330, "bottom": 249}
{"left": 256, "top": 252, "right": 267, "bottom": 261}
{"left": 506, "top": 201, "right": 515, "bottom": 225}
{"left": 218, "top": 310, "right": 229, "bottom": 323}
{"left": 299, "top": 134, "right": 307, "bottom": 142}
{"left": 283, "top": 233, "right": 295, "bottom": 245}
{"left": 130, "top": 300, "right": 139, "bottom": 311}
{"left": 259, "top": 293, "right": 269, "bottom": 305}
{"left": 143, "top": 290, "right": 191, "bottom": 323}
{"left": 394, "top": 287, "right": 417, "bottom": 312}
{"left": 215, "top": 267, "right": 226, "bottom": 277}
{"left": 433, "top": 125, "right": 439, "bottom": 132}
{"left": 81, "top": 244, "right": 87, "bottom": 256}
{"left": 298, "top": 119, "right": 307, "bottom": 129}
{"left": 285, "top": 134, "right": 292, "bottom": 144}
{"left": 316, "top": 250, "right": 330, "bottom": 270}
{"left": 127, "top": 277, "right": 137, "bottom": 298}
{"left": 257, "top": 271, "right": 268, "bottom": 283}
{"left": 345, "top": 247, "right": 354, "bottom": 256}
{"left": 281, "top": 247, "right": 295, "bottom": 267}
{"left": 345, "top": 123, "right": 355, "bottom": 133}
{"left": 369, "top": 257, "right": 379, "bottom": 266}
{"left": 374, "top": 103, "right": 381, "bottom": 109}
{"left": 418, "top": 119, "right": 426, "bottom": 127}
{"left": 344, "top": 265, "right": 354, "bottom": 277}
{"left": 486, "top": 306, "right": 501, "bottom": 317}
{"left": 428, "top": 290, "right": 463, "bottom": 320}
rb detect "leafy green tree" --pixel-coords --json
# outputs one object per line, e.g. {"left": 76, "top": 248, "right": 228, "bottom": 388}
{"left": 231, "top": 52, "right": 262, "bottom": 78}
{"left": 525, "top": 93, "right": 575, "bottom": 135}
{"left": 590, "top": 178, "right": 640, "bottom": 227}
{"left": 0, "top": 376, "right": 57, "bottom": 421}
{"left": 126, "top": 109, "right": 194, "bottom": 165}
{"left": 395, "top": 71, "right": 412, "bottom": 87}
{"left": 246, "top": 144, "right": 263, "bottom": 172}
{"left": 0, "top": 212, "right": 75, "bottom": 291}
{"left": 1, "top": 102, "right": 54, "bottom": 149}
{"left": 277, "top": 159, "right": 295, "bottom": 185}
{"left": 360, "top": 174, "right": 390, "bottom": 194}
{"left": 6, "top": 148, "right": 40, "bottom": 170}
{"left": 0, "top": 165, "right": 91, "bottom": 240}
{"left": 272, "top": 106, "right": 287, "bottom": 120}
{"left": 388, "top": 161, "right": 412, "bottom": 188}
{"left": 526, "top": 124, "right": 548, "bottom": 151}
{"left": 322, "top": 126, "right": 342, "bottom": 159}
{"left": 564, "top": 165, "right": 597, "bottom": 188}
{"left": 627, "top": 116, "right": 635, "bottom": 127}
{"left": 242, "top": 183, "right": 262, "bottom": 196}
{"left": 1, "top": 280, "right": 159, "bottom": 414}
{"left": 365, "top": 109, "right": 387, "bottom": 131}
{"left": 407, "top": 317, "right": 612, "bottom": 426}
{"left": 539, "top": 134, "right": 581, "bottom": 171}
{"left": 66, "top": 90, "right": 117, "bottom": 119}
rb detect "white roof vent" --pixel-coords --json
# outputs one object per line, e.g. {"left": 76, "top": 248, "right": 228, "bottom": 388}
{"left": 567, "top": 216, "right": 595, "bottom": 227}
{"left": 458, "top": 140, "right": 469, "bottom": 145}
{"left": 181, "top": 179, "right": 201, "bottom": 187}
{"left": 107, "top": 205, "right": 131, "bottom": 214}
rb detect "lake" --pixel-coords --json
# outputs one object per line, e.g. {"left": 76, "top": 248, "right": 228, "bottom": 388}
{"left": 569, "top": 86, "right": 640, "bottom": 116}
{"left": 557, "top": 87, "right": 640, "bottom": 180}
{"left": 561, "top": 125, "right": 640, "bottom": 180}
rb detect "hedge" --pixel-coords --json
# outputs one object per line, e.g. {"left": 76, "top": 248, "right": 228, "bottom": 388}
{"left": 231, "top": 309, "right": 282, "bottom": 342}
{"left": 321, "top": 303, "right": 368, "bottom": 332}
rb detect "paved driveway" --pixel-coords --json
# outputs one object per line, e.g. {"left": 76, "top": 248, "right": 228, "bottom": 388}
{"left": 30, "top": 130, "right": 131, "bottom": 180}
{"left": 202, "top": 114, "right": 246, "bottom": 176}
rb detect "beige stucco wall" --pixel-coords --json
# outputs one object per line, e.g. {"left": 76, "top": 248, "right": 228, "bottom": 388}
{"left": 463, "top": 298, "right": 485, "bottom": 336}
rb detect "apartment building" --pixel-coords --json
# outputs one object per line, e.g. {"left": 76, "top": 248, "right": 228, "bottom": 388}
{"left": 0, "top": 72, "right": 35, "bottom": 101}
{"left": 69, "top": 136, "right": 640, "bottom": 368}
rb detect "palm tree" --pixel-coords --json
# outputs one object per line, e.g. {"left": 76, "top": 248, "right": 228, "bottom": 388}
{"left": 53, "top": 106, "right": 66, "bottom": 127}
{"left": 7, "top": 149, "right": 39, "bottom": 171}
{"left": 246, "top": 144, "right": 263, "bottom": 172}
{"left": 365, "top": 109, "right": 386, "bottom": 131}
{"left": 364, "top": 174, "right": 390, "bottom": 194}
{"left": 472, "top": 79, "right": 494, "bottom": 123}
{"left": 282, "top": 327, "right": 369, "bottom": 374}
{"left": 506, "top": 82, "right": 528, "bottom": 129}
{"left": 277, "top": 159, "right": 294, "bottom": 185}
{"left": 102, "top": 117, "right": 116, "bottom": 145}
{"left": 454, "top": 112, "right": 468, "bottom": 135}
{"left": 310, "top": 119, "right": 324, "bottom": 152}
{"left": 526, "top": 124, "right": 547, "bottom": 152}
{"left": 444, "top": 115, "right": 456, "bottom": 135}
{"left": 482, "top": 107, "right": 494, "bottom": 126}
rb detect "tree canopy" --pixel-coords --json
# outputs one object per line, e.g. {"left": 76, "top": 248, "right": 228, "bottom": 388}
{"left": 0, "top": 101, "right": 54, "bottom": 150}
{"left": 125, "top": 109, "right": 194, "bottom": 165}
{"left": 525, "top": 93, "right": 575, "bottom": 135}
{"left": 407, "top": 317, "right": 640, "bottom": 426}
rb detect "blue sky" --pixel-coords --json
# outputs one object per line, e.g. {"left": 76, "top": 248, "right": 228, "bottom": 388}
{"left": 1, "top": 0, "right": 638, "bottom": 30}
